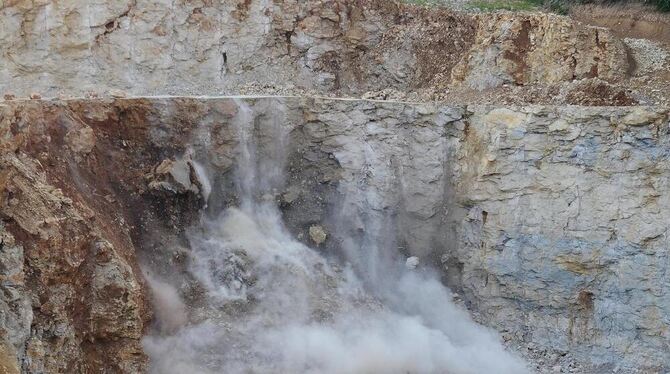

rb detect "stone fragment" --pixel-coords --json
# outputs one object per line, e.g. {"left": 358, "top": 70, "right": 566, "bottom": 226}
{"left": 308, "top": 225, "right": 327, "bottom": 245}
{"left": 281, "top": 186, "right": 300, "bottom": 205}
{"left": 405, "top": 256, "right": 419, "bottom": 270}
{"left": 149, "top": 158, "right": 198, "bottom": 195}
{"left": 620, "top": 107, "right": 666, "bottom": 126}
{"left": 109, "top": 89, "right": 127, "bottom": 98}
{"left": 65, "top": 126, "right": 96, "bottom": 154}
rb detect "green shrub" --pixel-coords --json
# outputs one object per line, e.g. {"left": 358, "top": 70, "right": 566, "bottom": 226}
{"left": 529, "top": 0, "right": 669, "bottom": 13}
{"left": 545, "top": 0, "right": 570, "bottom": 14}
{"left": 654, "top": 0, "right": 670, "bottom": 11}
{"left": 402, "top": 0, "right": 455, "bottom": 6}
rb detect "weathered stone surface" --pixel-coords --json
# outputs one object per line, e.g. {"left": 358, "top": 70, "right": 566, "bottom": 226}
{"left": 0, "top": 342, "right": 20, "bottom": 374}
{"left": 0, "top": 227, "right": 30, "bottom": 374}
{"left": 451, "top": 13, "right": 629, "bottom": 89}
{"left": 0, "top": 0, "right": 636, "bottom": 102}
{"left": 2, "top": 1, "right": 668, "bottom": 373}
{"left": 456, "top": 105, "right": 670, "bottom": 372}
{"left": 0, "top": 101, "right": 151, "bottom": 372}
{"left": 1, "top": 98, "right": 668, "bottom": 372}
{"left": 308, "top": 225, "right": 327, "bottom": 245}
{"left": 406, "top": 256, "right": 420, "bottom": 270}
{"left": 149, "top": 158, "right": 198, "bottom": 195}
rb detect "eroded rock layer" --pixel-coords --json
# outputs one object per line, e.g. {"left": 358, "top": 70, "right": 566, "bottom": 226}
{"left": 0, "top": 97, "right": 668, "bottom": 372}
{"left": 0, "top": 0, "right": 653, "bottom": 104}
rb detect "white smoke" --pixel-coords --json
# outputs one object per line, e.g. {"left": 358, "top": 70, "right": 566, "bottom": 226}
{"left": 143, "top": 99, "right": 530, "bottom": 374}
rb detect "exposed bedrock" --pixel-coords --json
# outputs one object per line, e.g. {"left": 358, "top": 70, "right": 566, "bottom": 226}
{"left": 0, "top": 0, "right": 634, "bottom": 102}
{"left": 0, "top": 97, "right": 668, "bottom": 372}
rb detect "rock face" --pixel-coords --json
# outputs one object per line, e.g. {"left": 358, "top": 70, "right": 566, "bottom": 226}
{"left": 0, "top": 0, "right": 637, "bottom": 103}
{"left": 2, "top": 98, "right": 668, "bottom": 372}
{"left": 308, "top": 225, "right": 327, "bottom": 246}
{"left": 451, "top": 13, "right": 629, "bottom": 89}
{"left": 457, "top": 106, "right": 670, "bottom": 371}
{"left": 2, "top": 0, "right": 669, "bottom": 372}
{"left": 0, "top": 100, "right": 153, "bottom": 372}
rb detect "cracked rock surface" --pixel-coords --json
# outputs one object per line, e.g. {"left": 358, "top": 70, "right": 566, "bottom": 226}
{"left": 2, "top": 1, "right": 670, "bottom": 372}
{"left": 0, "top": 97, "right": 668, "bottom": 372}
{"left": 2, "top": 0, "right": 668, "bottom": 105}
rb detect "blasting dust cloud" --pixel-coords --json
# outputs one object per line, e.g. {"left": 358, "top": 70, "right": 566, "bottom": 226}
{"left": 142, "top": 99, "right": 529, "bottom": 374}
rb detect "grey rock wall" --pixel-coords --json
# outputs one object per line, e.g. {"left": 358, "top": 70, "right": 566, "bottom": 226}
{"left": 1, "top": 0, "right": 631, "bottom": 103}
{"left": 1, "top": 97, "right": 668, "bottom": 372}
{"left": 454, "top": 106, "right": 670, "bottom": 372}
{"left": 172, "top": 97, "right": 669, "bottom": 371}
{"left": 294, "top": 100, "right": 670, "bottom": 372}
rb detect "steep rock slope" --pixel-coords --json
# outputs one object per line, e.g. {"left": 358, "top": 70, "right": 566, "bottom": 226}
{"left": 0, "top": 100, "right": 155, "bottom": 372}
{"left": 0, "top": 0, "right": 638, "bottom": 104}
{"left": 451, "top": 12, "right": 629, "bottom": 88}
{"left": 1, "top": 98, "right": 668, "bottom": 372}
{"left": 456, "top": 105, "right": 670, "bottom": 371}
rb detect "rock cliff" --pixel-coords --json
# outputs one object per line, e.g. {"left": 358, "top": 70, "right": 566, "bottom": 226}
{"left": 1, "top": 97, "right": 668, "bottom": 372}
{"left": 2, "top": 0, "right": 665, "bottom": 105}
{"left": 2, "top": 0, "right": 670, "bottom": 372}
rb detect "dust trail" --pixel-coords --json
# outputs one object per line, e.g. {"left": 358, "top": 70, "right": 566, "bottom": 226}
{"left": 143, "top": 99, "right": 529, "bottom": 374}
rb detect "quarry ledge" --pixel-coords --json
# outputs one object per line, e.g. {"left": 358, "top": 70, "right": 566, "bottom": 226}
{"left": 2, "top": 95, "right": 670, "bottom": 112}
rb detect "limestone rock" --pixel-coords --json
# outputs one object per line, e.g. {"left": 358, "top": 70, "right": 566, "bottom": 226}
{"left": 89, "top": 240, "right": 144, "bottom": 339}
{"left": 281, "top": 186, "right": 300, "bottom": 205}
{"left": 65, "top": 126, "right": 96, "bottom": 154}
{"left": 309, "top": 225, "right": 327, "bottom": 246}
{"left": 0, "top": 228, "right": 31, "bottom": 372}
{"left": 0, "top": 0, "right": 653, "bottom": 105}
{"left": 405, "top": 256, "right": 420, "bottom": 270}
{"left": 451, "top": 13, "right": 629, "bottom": 90}
{"left": 1, "top": 97, "right": 669, "bottom": 373}
{"left": 150, "top": 158, "right": 197, "bottom": 194}
{"left": 109, "top": 89, "right": 128, "bottom": 98}
{"left": 149, "top": 155, "right": 209, "bottom": 200}
{"left": 0, "top": 104, "right": 149, "bottom": 372}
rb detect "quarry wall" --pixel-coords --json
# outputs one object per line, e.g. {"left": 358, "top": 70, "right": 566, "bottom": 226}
{"left": 0, "top": 98, "right": 668, "bottom": 371}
